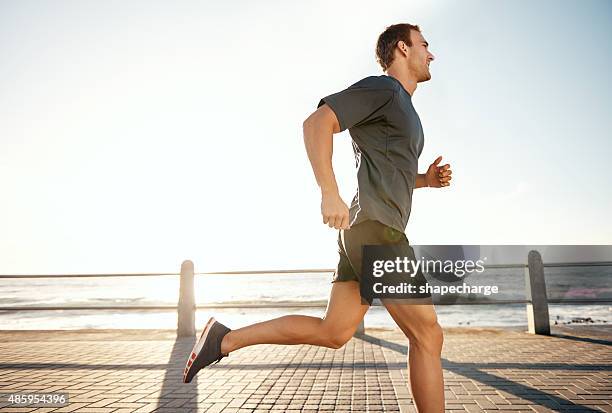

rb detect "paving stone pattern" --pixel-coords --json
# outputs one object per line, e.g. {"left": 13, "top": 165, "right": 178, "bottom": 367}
{"left": 0, "top": 325, "right": 609, "bottom": 412}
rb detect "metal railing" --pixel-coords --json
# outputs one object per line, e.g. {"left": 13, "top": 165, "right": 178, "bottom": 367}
{"left": 1, "top": 251, "right": 610, "bottom": 337}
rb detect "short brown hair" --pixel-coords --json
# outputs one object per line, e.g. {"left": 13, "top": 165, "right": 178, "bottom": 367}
{"left": 375, "top": 23, "right": 421, "bottom": 71}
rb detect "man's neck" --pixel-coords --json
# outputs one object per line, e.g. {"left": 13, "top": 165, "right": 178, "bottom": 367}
{"left": 385, "top": 69, "right": 417, "bottom": 97}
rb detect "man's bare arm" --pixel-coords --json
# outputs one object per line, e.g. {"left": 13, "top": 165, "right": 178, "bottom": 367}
{"left": 302, "top": 104, "right": 350, "bottom": 230}
{"left": 415, "top": 173, "right": 428, "bottom": 188}
{"left": 302, "top": 104, "right": 340, "bottom": 194}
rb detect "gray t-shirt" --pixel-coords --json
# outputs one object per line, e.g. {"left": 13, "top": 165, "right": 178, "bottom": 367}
{"left": 317, "top": 74, "right": 424, "bottom": 233}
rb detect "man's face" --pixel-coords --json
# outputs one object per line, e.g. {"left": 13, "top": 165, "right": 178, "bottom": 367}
{"left": 406, "top": 30, "right": 435, "bottom": 82}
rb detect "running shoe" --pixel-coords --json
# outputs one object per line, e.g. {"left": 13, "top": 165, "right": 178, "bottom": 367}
{"left": 183, "top": 317, "right": 232, "bottom": 383}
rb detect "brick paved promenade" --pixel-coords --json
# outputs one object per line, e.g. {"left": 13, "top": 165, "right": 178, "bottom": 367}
{"left": 0, "top": 325, "right": 610, "bottom": 412}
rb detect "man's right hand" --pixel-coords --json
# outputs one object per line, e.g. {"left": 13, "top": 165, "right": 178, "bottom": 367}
{"left": 321, "top": 191, "right": 350, "bottom": 230}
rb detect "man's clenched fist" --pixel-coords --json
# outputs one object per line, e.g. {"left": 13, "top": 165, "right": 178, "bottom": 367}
{"left": 321, "top": 192, "right": 350, "bottom": 230}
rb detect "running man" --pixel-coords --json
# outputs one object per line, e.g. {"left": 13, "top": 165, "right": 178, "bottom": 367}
{"left": 184, "top": 23, "right": 452, "bottom": 413}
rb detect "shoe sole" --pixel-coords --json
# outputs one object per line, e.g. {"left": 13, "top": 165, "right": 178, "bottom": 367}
{"left": 183, "top": 316, "right": 216, "bottom": 383}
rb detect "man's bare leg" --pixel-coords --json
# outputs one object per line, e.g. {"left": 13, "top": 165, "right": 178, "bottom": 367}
{"left": 383, "top": 298, "right": 445, "bottom": 413}
{"left": 220, "top": 280, "right": 369, "bottom": 354}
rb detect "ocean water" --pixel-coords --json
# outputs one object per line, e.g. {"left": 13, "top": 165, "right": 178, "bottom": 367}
{"left": 0, "top": 267, "right": 610, "bottom": 330}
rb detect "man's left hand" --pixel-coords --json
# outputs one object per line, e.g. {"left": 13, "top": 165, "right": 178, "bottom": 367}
{"left": 425, "top": 155, "right": 452, "bottom": 188}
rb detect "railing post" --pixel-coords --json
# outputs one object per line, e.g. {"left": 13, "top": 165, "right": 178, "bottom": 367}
{"left": 177, "top": 260, "right": 196, "bottom": 337}
{"left": 355, "top": 319, "right": 365, "bottom": 335}
{"left": 525, "top": 250, "right": 550, "bottom": 335}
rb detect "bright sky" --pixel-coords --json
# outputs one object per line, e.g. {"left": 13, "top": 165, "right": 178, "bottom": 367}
{"left": 1, "top": 0, "right": 611, "bottom": 275}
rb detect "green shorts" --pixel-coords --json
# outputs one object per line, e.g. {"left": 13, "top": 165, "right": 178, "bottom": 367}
{"left": 332, "top": 219, "right": 431, "bottom": 302}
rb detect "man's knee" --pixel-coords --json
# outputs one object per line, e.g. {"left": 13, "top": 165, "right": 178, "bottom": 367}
{"left": 328, "top": 331, "right": 354, "bottom": 349}
{"left": 411, "top": 319, "right": 444, "bottom": 356}
{"left": 321, "top": 323, "right": 357, "bottom": 349}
